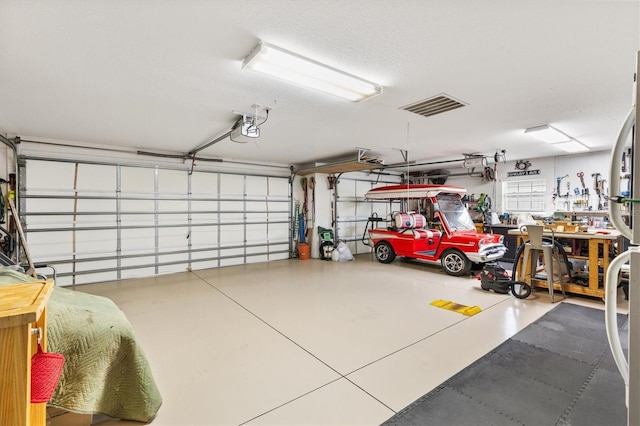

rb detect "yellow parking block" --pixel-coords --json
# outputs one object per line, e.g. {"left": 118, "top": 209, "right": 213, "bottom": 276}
{"left": 430, "top": 299, "right": 482, "bottom": 316}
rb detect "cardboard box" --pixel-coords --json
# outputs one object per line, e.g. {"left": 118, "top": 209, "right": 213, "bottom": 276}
{"left": 46, "top": 407, "right": 92, "bottom": 426}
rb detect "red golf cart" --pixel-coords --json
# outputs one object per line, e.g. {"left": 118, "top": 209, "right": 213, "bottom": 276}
{"left": 363, "top": 184, "right": 506, "bottom": 276}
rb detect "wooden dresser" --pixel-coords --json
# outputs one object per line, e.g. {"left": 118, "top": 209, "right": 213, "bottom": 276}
{"left": 0, "top": 280, "right": 54, "bottom": 426}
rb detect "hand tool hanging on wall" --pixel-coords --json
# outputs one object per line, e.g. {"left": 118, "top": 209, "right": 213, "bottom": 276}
{"left": 298, "top": 212, "right": 306, "bottom": 243}
{"left": 564, "top": 181, "right": 571, "bottom": 210}
{"left": 293, "top": 202, "right": 300, "bottom": 242}
{"left": 7, "top": 173, "right": 16, "bottom": 236}
{"left": 592, "top": 172, "right": 604, "bottom": 210}
{"left": 308, "top": 177, "right": 316, "bottom": 236}
{"left": 0, "top": 178, "right": 6, "bottom": 225}
{"left": 577, "top": 171, "right": 590, "bottom": 207}
{"left": 0, "top": 175, "right": 14, "bottom": 259}
{"left": 300, "top": 177, "right": 308, "bottom": 241}
{"left": 556, "top": 175, "right": 569, "bottom": 198}
{"left": 577, "top": 172, "right": 586, "bottom": 190}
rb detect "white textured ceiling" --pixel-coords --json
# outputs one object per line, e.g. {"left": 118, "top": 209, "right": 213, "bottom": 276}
{"left": 0, "top": 0, "right": 639, "bottom": 169}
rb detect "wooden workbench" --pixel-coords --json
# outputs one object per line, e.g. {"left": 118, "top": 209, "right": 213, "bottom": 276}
{"left": 508, "top": 229, "right": 623, "bottom": 299}
{"left": 0, "top": 279, "right": 54, "bottom": 426}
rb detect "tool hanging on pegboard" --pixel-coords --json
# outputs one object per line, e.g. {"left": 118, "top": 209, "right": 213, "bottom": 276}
{"left": 577, "top": 172, "right": 586, "bottom": 190}
{"left": 300, "top": 177, "right": 308, "bottom": 241}
{"left": 555, "top": 174, "right": 569, "bottom": 200}
{"left": 0, "top": 177, "right": 13, "bottom": 259}
{"left": 293, "top": 202, "right": 300, "bottom": 243}
{"left": 308, "top": 177, "right": 315, "bottom": 240}
{"left": 592, "top": 172, "right": 604, "bottom": 210}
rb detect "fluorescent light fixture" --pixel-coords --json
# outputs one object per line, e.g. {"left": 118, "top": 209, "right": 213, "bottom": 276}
{"left": 524, "top": 125, "right": 571, "bottom": 143}
{"left": 524, "top": 124, "right": 589, "bottom": 153}
{"left": 242, "top": 41, "right": 383, "bottom": 102}
{"left": 553, "top": 140, "right": 589, "bottom": 153}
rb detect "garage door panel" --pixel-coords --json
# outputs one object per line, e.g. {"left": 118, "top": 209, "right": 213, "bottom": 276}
{"left": 25, "top": 160, "right": 76, "bottom": 190}
{"left": 76, "top": 164, "right": 117, "bottom": 192}
{"left": 75, "top": 229, "right": 117, "bottom": 253}
{"left": 121, "top": 228, "right": 155, "bottom": 252}
{"left": 246, "top": 176, "right": 267, "bottom": 196}
{"left": 219, "top": 225, "right": 244, "bottom": 245}
{"left": 158, "top": 213, "right": 189, "bottom": 226}
{"left": 159, "top": 227, "right": 189, "bottom": 249}
{"left": 246, "top": 224, "right": 267, "bottom": 244}
{"left": 190, "top": 227, "right": 218, "bottom": 247}
{"left": 267, "top": 223, "right": 289, "bottom": 240}
{"left": 121, "top": 266, "right": 156, "bottom": 280}
{"left": 219, "top": 174, "right": 244, "bottom": 196}
{"left": 26, "top": 198, "right": 74, "bottom": 216}
{"left": 121, "top": 199, "right": 155, "bottom": 211}
{"left": 158, "top": 199, "right": 187, "bottom": 212}
{"left": 191, "top": 172, "right": 218, "bottom": 195}
{"left": 121, "top": 167, "right": 155, "bottom": 193}
{"left": 158, "top": 169, "right": 187, "bottom": 193}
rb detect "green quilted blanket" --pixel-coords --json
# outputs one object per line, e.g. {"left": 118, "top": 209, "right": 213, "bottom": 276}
{"left": 0, "top": 270, "right": 162, "bottom": 422}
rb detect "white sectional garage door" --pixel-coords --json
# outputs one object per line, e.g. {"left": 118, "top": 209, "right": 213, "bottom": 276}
{"left": 21, "top": 159, "right": 290, "bottom": 286}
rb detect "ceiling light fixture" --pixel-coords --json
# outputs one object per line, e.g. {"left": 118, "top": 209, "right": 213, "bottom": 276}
{"left": 524, "top": 125, "right": 571, "bottom": 143}
{"left": 552, "top": 140, "right": 590, "bottom": 153}
{"left": 524, "top": 124, "right": 589, "bottom": 152}
{"left": 242, "top": 41, "right": 383, "bottom": 102}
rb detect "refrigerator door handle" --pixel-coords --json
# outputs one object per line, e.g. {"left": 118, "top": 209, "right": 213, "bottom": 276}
{"left": 609, "top": 107, "right": 635, "bottom": 240}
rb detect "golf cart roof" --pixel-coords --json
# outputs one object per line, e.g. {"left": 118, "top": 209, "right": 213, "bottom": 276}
{"left": 365, "top": 184, "right": 467, "bottom": 200}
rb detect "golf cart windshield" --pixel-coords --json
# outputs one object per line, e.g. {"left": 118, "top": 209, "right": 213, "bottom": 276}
{"left": 436, "top": 193, "right": 475, "bottom": 231}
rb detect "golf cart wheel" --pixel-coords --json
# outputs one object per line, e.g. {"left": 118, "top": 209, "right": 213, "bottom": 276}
{"left": 374, "top": 241, "right": 396, "bottom": 264}
{"left": 441, "top": 249, "right": 472, "bottom": 276}
{"left": 511, "top": 281, "right": 532, "bottom": 299}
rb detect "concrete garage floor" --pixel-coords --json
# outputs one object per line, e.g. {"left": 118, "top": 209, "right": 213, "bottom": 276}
{"left": 79, "top": 254, "right": 629, "bottom": 425}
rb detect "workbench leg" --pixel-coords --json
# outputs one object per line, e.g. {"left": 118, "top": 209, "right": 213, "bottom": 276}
{"left": 588, "top": 239, "right": 599, "bottom": 291}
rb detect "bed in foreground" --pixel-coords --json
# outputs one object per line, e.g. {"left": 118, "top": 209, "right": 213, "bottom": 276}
{"left": 0, "top": 269, "right": 162, "bottom": 423}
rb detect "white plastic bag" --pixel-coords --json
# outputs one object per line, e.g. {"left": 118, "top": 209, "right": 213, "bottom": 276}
{"left": 336, "top": 241, "right": 354, "bottom": 261}
{"left": 331, "top": 248, "right": 340, "bottom": 262}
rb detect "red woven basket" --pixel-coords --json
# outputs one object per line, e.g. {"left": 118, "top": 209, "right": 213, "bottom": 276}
{"left": 31, "top": 343, "right": 65, "bottom": 403}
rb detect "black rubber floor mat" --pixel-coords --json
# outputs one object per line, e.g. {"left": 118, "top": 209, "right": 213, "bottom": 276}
{"left": 382, "top": 303, "right": 628, "bottom": 426}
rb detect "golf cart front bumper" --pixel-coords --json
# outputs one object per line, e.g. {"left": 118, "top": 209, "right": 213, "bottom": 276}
{"left": 465, "top": 244, "right": 507, "bottom": 263}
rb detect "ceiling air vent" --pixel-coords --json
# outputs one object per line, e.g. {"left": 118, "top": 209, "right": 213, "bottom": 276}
{"left": 400, "top": 94, "right": 467, "bottom": 118}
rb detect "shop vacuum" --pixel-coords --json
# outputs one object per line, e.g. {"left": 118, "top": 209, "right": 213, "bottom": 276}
{"left": 317, "top": 226, "right": 334, "bottom": 260}
{"left": 478, "top": 263, "right": 531, "bottom": 299}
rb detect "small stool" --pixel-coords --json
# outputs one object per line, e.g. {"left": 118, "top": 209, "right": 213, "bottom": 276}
{"left": 519, "top": 225, "right": 567, "bottom": 303}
